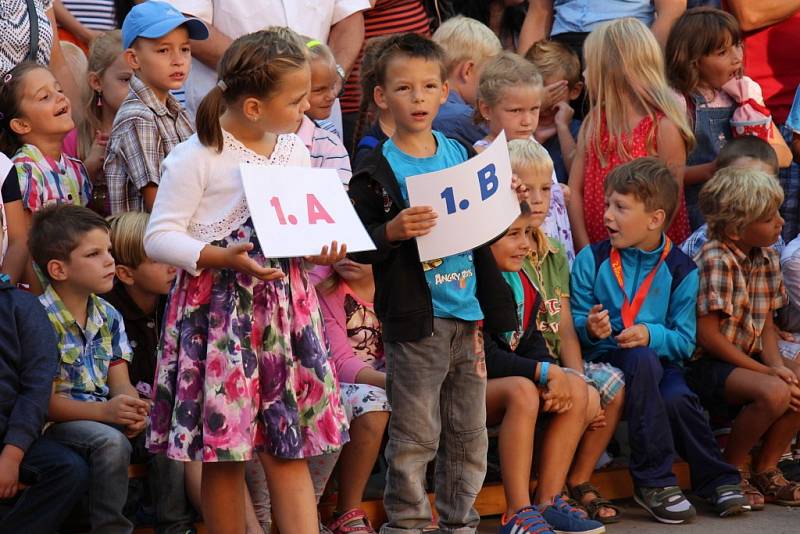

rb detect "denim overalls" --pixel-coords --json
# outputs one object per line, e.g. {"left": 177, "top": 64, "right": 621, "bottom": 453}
{"left": 686, "top": 92, "right": 735, "bottom": 230}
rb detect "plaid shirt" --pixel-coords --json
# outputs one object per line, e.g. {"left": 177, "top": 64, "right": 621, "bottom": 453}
{"left": 681, "top": 223, "right": 785, "bottom": 260}
{"left": 14, "top": 144, "right": 92, "bottom": 212}
{"left": 40, "top": 284, "right": 132, "bottom": 402}
{"left": 104, "top": 75, "right": 194, "bottom": 214}
{"left": 696, "top": 239, "right": 787, "bottom": 357}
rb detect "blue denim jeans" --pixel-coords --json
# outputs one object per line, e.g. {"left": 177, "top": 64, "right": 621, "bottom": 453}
{"left": 130, "top": 434, "right": 196, "bottom": 534}
{"left": 0, "top": 437, "right": 89, "bottom": 533}
{"left": 45, "top": 420, "right": 133, "bottom": 534}
{"left": 381, "top": 318, "right": 487, "bottom": 534}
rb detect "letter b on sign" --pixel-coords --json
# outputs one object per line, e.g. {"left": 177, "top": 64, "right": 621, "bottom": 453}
{"left": 478, "top": 163, "right": 498, "bottom": 201}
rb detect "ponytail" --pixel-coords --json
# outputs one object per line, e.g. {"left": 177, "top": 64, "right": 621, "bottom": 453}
{"left": 196, "top": 84, "right": 226, "bottom": 152}
{"left": 196, "top": 28, "right": 308, "bottom": 153}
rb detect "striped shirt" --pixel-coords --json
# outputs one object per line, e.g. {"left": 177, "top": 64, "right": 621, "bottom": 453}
{"left": 297, "top": 115, "right": 352, "bottom": 186}
{"left": 340, "top": 0, "right": 430, "bottom": 114}
{"left": 13, "top": 144, "right": 92, "bottom": 212}
{"left": 61, "top": 0, "right": 116, "bottom": 30}
{"left": 104, "top": 75, "right": 194, "bottom": 214}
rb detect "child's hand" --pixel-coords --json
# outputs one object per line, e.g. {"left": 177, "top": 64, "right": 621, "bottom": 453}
{"left": 588, "top": 408, "right": 607, "bottom": 430}
{"left": 103, "top": 394, "right": 149, "bottom": 426}
{"left": 543, "top": 80, "right": 569, "bottom": 110}
{"left": 124, "top": 417, "right": 147, "bottom": 438}
{"left": 553, "top": 101, "right": 575, "bottom": 128}
{"left": 305, "top": 241, "right": 347, "bottom": 266}
{"left": 768, "top": 364, "right": 799, "bottom": 385}
{"left": 512, "top": 173, "right": 530, "bottom": 204}
{"left": 541, "top": 365, "right": 572, "bottom": 413}
{"left": 0, "top": 448, "right": 22, "bottom": 499}
{"left": 86, "top": 130, "right": 109, "bottom": 162}
{"left": 616, "top": 324, "right": 650, "bottom": 349}
{"left": 788, "top": 383, "right": 800, "bottom": 412}
{"left": 586, "top": 304, "right": 612, "bottom": 340}
{"left": 776, "top": 325, "right": 795, "bottom": 342}
{"left": 560, "top": 183, "right": 571, "bottom": 203}
{"left": 385, "top": 206, "right": 437, "bottom": 242}
{"left": 224, "top": 243, "right": 285, "bottom": 281}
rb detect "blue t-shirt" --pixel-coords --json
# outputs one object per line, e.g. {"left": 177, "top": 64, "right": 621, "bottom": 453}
{"left": 383, "top": 131, "right": 483, "bottom": 321}
{"left": 433, "top": 91, "right": 488, "bottom": 145}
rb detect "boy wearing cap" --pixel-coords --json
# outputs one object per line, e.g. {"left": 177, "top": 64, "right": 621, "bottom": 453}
{"left": 104, "top": 0, "right": 208, "bottom": 215}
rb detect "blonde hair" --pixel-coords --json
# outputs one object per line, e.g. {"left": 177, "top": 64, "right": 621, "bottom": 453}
{"left": 525, "top": 40, "right": 581, "bottom": 87}
{"left": 583, "top": 18, "right": 694, "bottom": 166}
{"left": 60, "top": 41, "right": 89, "bottom": 109}
{"left": 108, "top": 211, "right": 149, "bottom": 268}
{"left": 432, "top": 15, "right": 502, "bottom": 75}
{"left": 476, "top": 51, "right": 542, "bottom": 122}
{"left": 301, "top": 35, "right": 336, "bottom": 66}
{"left": 699, "top": 167, "right": 784, "bottom": 241}
{"left": 508, "top": 138, "right": 553, "bottom": 177}
{"left": 507, "top": 138, "right": 553, "bottom": 256}
{"left": 78, "top": 30, "right": 123, "bottom": 161}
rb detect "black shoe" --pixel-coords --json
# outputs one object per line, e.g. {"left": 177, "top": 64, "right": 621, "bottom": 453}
{"left": 779, "top": 458, "right": 800, "bottom": 482}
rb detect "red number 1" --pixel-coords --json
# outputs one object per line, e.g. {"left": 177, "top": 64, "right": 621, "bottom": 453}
{"left": 270, "top": 196, "right": 287, "bottom": 225}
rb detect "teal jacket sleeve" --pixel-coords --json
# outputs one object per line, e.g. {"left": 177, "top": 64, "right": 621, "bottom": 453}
{"left": 569, "top": 246, "right": 604, "bottom": 352}
{"left": 642, "top": 268, "right": 699, "bottom": 363}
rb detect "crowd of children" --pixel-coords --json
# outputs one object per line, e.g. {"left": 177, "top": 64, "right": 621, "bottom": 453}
{"left": 3, "top": 2, "right": 800, "bottom": 534}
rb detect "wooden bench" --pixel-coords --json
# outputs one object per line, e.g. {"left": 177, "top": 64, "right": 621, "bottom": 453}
{"left": 131, "top": 460, "right": 692, "bottom": 533}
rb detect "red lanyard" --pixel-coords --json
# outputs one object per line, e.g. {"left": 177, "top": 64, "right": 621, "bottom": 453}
{"left": 609, "top": 239, "right": 672, "bottom": 329}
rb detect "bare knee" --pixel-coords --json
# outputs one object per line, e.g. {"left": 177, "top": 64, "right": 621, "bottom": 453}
{"left": 352, "top": 410, "right": 390, "bottom": 437}
{"left": 757, "top": 379, "right": 792, "bottom": 416}
{"left": 506, "top": 376, "right": 540, "bottom": 414}
{"left": 567, "top": 373, "right": 589, "bottom": 412}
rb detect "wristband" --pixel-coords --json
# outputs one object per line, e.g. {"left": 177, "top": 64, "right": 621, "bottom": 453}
{"left": 538, "top": 362, "right": 550, "bottom": 387}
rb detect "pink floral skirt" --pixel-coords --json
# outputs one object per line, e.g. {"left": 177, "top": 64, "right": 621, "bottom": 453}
{"left": 146, "top": 219, "right": 349, "bottom": 461}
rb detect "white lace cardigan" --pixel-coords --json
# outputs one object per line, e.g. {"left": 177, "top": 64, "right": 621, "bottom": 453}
{"left": 144, "top": 131, "right": 311, "bottom": 275}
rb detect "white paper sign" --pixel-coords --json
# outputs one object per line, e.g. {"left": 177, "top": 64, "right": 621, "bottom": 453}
{"left": 406, "top": 131, "right": 520, "bottom": 261}
{"left": 0, "top": 153, "right": 11, "bottom": 184}
{"left": 241, "top": 165, "right": 375, "bottom": 258}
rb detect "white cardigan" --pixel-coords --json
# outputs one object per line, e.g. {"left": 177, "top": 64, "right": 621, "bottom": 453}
{"left": 144, "top": 131, "right": 310, "bottom": 274}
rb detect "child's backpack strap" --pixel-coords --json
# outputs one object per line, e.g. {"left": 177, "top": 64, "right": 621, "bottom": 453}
{"left": 356, "top": 135, "right": 380, "bottom": 152}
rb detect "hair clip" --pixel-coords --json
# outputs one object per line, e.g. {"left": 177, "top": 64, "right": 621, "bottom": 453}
{"left": 216, "top": 79, "right": 227, "bottom": 92}
{"left": 2, "top": 73, "right": 11, "bottom": 84}
{"left": 306, "top": 40, "right": 322, "bottom": 49}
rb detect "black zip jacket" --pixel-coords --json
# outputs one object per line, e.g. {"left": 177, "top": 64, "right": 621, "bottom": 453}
{"left": 348, "top": 137, "right": 517, "bottom": 342}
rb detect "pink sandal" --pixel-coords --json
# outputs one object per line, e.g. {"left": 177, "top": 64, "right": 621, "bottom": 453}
{"left": 327, "top": 508, "right": 376, "bottom": 534}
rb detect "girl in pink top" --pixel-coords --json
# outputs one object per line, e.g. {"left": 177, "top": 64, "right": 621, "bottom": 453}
{"left": 317, "top": 258, "right": 390, "bottom": 534}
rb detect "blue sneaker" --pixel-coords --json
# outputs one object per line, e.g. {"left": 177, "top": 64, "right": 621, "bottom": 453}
{"left": 540, "top": 496, "right": 605, "bottom": 534}
{"left": 499, "top": 505, "right": 555, "bottom": 534}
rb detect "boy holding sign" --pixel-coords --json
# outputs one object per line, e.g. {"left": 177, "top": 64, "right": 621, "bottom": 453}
{"left": 348, "top": 33, "right": 517, "bottom": 533}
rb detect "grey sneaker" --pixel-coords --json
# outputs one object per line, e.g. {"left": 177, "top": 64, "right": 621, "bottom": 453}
{"left": 633, "top": 486, "right": 696, "bottom": 524}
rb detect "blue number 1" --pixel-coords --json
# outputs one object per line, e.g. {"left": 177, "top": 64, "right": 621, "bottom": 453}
{"left": 440, "top": 186, "right": 456, "bottom": 214}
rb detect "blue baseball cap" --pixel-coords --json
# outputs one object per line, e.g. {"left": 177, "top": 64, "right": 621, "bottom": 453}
{"left": 122, "top": 1, "right": 209, "bottom": 49}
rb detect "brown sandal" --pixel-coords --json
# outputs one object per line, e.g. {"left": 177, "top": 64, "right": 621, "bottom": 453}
{"left": 739, "top": 468, "right": 765, "bottom": 511}
{"left": 751, "top": 468, "right": 800, "bottom": 506}
{"left": 569, "top": 482, "right": 621, "bottom": 524}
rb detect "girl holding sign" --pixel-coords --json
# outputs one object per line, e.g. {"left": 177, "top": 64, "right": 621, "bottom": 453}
{"left": 144, "top": 28, "right": 348, "bottom": 534}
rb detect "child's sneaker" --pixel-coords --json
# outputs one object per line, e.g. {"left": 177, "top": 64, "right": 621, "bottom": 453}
{"left": 633, "top": 486, "right": 695, "bottom": 524}
{"left": 499, "top": 505, "right": 555, "bottom": 534}
{"left": 540, "top": 496, "right": 605, "bottom": 534}
{"left": 710, "top": 484, "right": 749, "bottom": 517}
